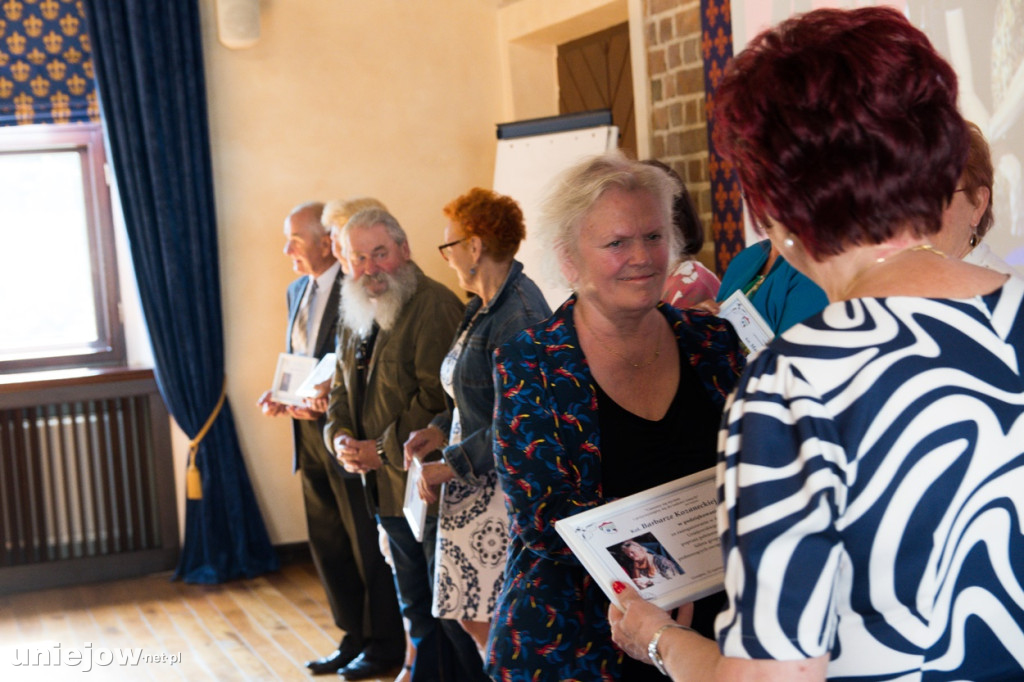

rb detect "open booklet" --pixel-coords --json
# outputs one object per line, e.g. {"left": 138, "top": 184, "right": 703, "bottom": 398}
{"left": 554, "top": 467, "right": 723, "bottom": 610}
{"left": 295, "top": 352, "right": 337, "bottom": 398}
{"left": 716, "top": 290, "right": 774, "bottom": 355}
{"left": 270, "top": 352, "right": 337, "bottom": 407}
{"left": 270, "top": 353, "right": 319, "bottom": 407}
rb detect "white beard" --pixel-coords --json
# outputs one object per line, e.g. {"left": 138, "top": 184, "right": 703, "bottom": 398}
{"left": 340, "top": 262, "right": 418, "bottom": 336}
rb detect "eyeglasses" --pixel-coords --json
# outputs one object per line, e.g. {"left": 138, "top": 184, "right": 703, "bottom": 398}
{"left": 437, "top": 237, "right": 469, "bottom": 261}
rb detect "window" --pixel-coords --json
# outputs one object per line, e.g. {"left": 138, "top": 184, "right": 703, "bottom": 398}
{"left": 0, "top": 123, "right": 125, "bottom": 372}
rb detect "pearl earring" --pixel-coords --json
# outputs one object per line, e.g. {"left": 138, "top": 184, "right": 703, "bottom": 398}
{"left": 783, "top": 238, "right": 795, "bottom": 248}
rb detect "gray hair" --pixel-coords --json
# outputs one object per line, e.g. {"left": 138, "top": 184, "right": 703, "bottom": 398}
{"left": 287, "top": 201, "right": 328, "bottom": 238}
{"left": 537, "top": 150, "right": 681, "bottom": 288}
{"left": 340, "top": 207, "right": 408, "bottom": 256}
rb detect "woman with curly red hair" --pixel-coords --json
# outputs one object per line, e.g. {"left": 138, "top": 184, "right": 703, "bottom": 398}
{"left": 403, "top": 188, "right": 550, "bottom": 661}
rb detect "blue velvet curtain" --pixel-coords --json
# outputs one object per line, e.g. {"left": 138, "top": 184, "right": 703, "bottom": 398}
{"left": 81, "top": 1, "right": 278, "bottom": 583}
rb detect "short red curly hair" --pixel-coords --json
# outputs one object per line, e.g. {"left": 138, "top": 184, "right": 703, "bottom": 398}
{"left": 443, "top": 188, "right": 526, "bottom": 262}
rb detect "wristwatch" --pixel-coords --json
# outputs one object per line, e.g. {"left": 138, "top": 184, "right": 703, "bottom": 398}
{"left": 375, "top": 436, "right": 388, "bottom": 465}
{"left": 648, "top": 623, "right": 695, "bottom": 677}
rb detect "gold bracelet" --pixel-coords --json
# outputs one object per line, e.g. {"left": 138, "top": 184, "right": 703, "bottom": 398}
{"left": 648, "top": 623, "right": 696, "bottom": 677}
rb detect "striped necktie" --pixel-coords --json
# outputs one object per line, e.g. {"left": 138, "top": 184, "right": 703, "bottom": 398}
{"left": 291, "top": 280, "right": 317, "bottom": 355}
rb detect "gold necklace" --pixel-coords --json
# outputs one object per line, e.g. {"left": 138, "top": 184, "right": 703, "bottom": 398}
{"left": 579, "top": 309, "right": 663, "bottom": 369}
{"left": 842, "top": 243, "right": 947, "bottom": 300}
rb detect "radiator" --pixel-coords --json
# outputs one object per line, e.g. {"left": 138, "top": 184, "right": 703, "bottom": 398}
{"left": 0, "top": 370, "right": 177, "bottom": 588}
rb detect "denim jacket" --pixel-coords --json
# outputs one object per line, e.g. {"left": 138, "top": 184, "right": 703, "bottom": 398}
{"left": 430, "top": 260, "right": 551, "bottom": 486}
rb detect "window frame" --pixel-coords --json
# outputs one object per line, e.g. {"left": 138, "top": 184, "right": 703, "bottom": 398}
{"left": 0, "top": 122, "right": 126, "bottom": 372}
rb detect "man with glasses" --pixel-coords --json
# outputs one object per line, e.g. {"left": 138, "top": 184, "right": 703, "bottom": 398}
{"left": 325, "top": 208, "right": 483, "bottom": 681}
{"left": 258, "top": 202, "right": 404, "bottom": 678}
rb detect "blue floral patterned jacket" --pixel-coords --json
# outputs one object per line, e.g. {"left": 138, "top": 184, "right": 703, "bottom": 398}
{"left": 486, "top": 296, "right": 745, "bottom": 681}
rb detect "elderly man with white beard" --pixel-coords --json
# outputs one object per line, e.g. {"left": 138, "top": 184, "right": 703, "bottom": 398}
{"left": 259, "top": 202, "right": 405, "bottom": 678}
{"left": 325, "top": 208, "right": 485, "bottom": 682}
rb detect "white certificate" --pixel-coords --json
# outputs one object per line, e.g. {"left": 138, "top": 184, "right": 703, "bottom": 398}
{"left": 403, "top": 457, "right": 428, "bottom": 542}
{"left": 717, "top": 289, "right": 774, "bottom": 355}
{"left": 295, "top": 352, "right": 337, "bottom": 398}
{"left": 270, "top": 352, "right": 319, "bottom": 407}
{"left": 554, "top": 467, "right": 723, "bottom": 610}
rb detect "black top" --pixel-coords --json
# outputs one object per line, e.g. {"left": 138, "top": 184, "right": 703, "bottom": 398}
{"left": 596, "top": 357, "right": 726, "bottom": 678}
{"left": 598, "top": 358, "right": 720, "bottom": 499}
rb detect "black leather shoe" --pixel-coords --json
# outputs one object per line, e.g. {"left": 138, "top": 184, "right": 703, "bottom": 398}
{"left": 337, "top": 652, "right": 403, "bottom": 681}
{"left": 306, "top": 642, "right": 360, "bottom": 675}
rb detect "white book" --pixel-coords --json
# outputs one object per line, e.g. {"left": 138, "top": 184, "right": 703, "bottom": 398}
{"left": 555, "top": 467, "right": 723, "bottom": 610}
{"left": 270, "top": 353, "right": 319, "bottom": 407}
{"left": 295, "top": 352, "right": 337, "bottom": 398}
{"left": 403, "top": 457, "right": 428, "bottom": 542}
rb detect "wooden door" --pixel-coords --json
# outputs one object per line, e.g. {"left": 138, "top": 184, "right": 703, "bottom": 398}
{"left": 557, "top": 22, "right": 636, "bottom": 158}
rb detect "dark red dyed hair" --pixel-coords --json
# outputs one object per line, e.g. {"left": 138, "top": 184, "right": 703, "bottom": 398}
{"left": 713, "top": 6, "right": 968, "bottom": 260}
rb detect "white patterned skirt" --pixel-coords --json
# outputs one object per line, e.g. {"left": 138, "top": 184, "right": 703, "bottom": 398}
{"left": 431, "top": 469, "right": 507, "bottom": 621}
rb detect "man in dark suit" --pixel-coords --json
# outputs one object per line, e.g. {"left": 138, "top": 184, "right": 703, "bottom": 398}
{"left": 259, "top": 202, "right": 403, "bottom": 677}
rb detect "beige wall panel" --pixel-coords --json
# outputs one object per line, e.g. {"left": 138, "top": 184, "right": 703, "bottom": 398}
{"left": 189, "top": 0, "right": 503, "bottom": 544}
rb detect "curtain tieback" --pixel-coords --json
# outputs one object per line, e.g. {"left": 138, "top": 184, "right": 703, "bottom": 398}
{"left": 186, "top": 378, "right": 227, "bottom": 500}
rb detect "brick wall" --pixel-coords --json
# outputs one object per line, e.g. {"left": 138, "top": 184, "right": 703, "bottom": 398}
{"left": 643, "top": 0, "right": 714, "bottom": 269}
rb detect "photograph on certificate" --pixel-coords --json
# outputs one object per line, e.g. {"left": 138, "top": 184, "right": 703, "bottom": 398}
{"left": 608, "top": 532, "right": 685, "bottom": 590}
{"left": 555, "top": 468, "right": 724, "bottom": 610}
{"left": 271, "top": 352, "right": 319, "bottom": 407}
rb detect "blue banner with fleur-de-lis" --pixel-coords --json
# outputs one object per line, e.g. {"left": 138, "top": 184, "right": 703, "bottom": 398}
{"left": 700, "top": 0, "right": 744, "bottom": 275}
{"left": 0, "top": 0, "right": 98, "bottom": 126}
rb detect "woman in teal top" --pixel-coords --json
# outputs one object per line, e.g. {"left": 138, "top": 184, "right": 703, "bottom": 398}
{"left": 716, "top": 239, "right": 827, "bottom": 335}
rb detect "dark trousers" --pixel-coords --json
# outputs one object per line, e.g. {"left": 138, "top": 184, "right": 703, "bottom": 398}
{"left": 378, "top": 515, "right": 488, "bottom": 682}
{"left": 298, "top": 419, "right": 403, "bottom": 659}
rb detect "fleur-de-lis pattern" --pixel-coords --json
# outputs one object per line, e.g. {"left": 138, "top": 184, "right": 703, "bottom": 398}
{"left": 1, "top": 0, "right": 96, "bottom": 126}
{"left": 701, "top": 0, "right": 744, "bottom": 274}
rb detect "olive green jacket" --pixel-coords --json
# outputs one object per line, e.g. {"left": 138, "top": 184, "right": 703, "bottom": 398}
{"left": 324, "top": 263, "right": 464, "bottom": 517}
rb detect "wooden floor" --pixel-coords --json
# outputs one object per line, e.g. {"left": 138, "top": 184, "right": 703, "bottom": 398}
{"left": 0, "top": 562, "right": 397, "bottom": 681}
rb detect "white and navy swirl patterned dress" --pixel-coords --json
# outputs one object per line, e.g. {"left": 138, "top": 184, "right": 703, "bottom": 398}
{"left": 431, "top": 330, "right": 507, "bottom": 621}
{"left": 716, "top": 278, "right": 1024, "bottom": 680}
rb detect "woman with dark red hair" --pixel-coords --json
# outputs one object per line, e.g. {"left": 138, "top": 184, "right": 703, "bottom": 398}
{"left": 608, "top": 7, "right": 1024, "bottom": 681}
